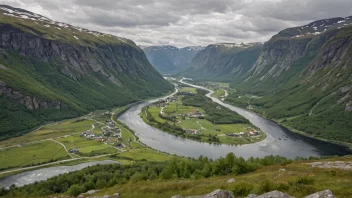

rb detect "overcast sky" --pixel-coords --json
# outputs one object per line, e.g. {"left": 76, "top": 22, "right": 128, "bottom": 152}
{"left": 1, "top": 0, "right": 352, "bottom": 47}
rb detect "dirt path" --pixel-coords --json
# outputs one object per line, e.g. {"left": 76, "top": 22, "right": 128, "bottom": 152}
{"left": 49, "top": 139, "right": 75, "bottom": 159}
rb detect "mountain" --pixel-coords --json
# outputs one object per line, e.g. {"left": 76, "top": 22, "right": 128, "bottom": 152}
{"left": 181, "top": 43, "right": 262, "bottom": 81}
{"left": 227, "top": 16, "right": 352, "bottom": 144}
{"left": 142, "top": 45, "right": 204, "bottom": 74}
{"left": 0, "top": 5, "right": 173, "bottom": 140}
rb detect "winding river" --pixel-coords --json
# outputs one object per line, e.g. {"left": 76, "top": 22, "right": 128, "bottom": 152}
{"left": 118, "top": 80, "right": 351, "bottom": 159}
{"left": 1, "top": 81, "right": 350, "bottom": 189}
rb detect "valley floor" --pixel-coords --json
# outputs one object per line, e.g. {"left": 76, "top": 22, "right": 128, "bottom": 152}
{"left": 0, "top": 105, "right": 174, "bottom": 178}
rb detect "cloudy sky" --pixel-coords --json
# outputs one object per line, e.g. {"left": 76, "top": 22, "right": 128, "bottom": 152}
{"left": 1, "top": 0, "right": 352, "bottom": 47}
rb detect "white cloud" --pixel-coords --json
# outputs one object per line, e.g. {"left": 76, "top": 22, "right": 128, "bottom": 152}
{"left": 1, "top": 0, "right": 352, "bottom": 47}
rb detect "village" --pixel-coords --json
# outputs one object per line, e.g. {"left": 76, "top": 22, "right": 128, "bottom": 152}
{"left": 68, "top": 119, "right": 125, "bottom": 154}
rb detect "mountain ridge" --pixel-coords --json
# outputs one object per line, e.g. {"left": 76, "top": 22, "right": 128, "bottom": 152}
{"left": 0, "top": 5, "right": 173, "bottom": 140}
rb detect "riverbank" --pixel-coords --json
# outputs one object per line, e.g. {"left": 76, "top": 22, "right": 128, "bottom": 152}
{"left": 186, "top": 79, "right": 352, "bottom": 151}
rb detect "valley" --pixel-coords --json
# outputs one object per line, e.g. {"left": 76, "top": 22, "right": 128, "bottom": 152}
{"left": 0, "top": 2, "right": 352, "bottom": 198}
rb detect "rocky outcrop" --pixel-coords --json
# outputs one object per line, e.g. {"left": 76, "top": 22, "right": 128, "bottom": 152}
{"left": 0, "top": 24, "right": 150, "bottom": 83}
{"left": 249, "top": 37, "right": 311, "bottom": 80}
{"left": 171, "top": 189, "right": 234, "bottom": 198}
{"left": 0, "top": 81, "right": 64, "bottom": 110}
{"left": 172, "top": 189, "right": 337, "bottom": 198}
{"left": 248, "top": 191, "right": 293, "bottom": 198}
{"left": 307, "top": 161, "right": 352, "bottom": 170}
{"left": 304, "top": 190, "right": 336, "bottom": 198}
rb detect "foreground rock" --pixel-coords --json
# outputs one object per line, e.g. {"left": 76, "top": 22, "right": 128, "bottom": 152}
{"left": 171, "top": 189, "right": 234, "bottom": 198}
{"left": 304, "top": 189, "right": 336, "bottom": 198}
{"left": 171, "top": 189, "right": 336, "bottom": 198}
{"left": 248, "top": 190, "right": 293, "bottom": 198}
{"left": 307, "top": 161, "right": 352, "bottom": 170}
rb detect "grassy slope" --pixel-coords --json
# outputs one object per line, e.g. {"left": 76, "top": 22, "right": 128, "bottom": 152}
{"left": 227, "top": 26, "right": 352, "bottom": 145}
{"left": 73, "top": 156, "right": 352, "bottom": 198}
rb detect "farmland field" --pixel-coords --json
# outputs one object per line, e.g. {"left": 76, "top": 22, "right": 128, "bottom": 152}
{"left": 0, "top": 119, "right": 95, "bottom": 147}
{"left": 56, "top": 135, "right": 118, "bottom": 156}
{"left": 0, "top": 141, "right": 70, "bottom": 170}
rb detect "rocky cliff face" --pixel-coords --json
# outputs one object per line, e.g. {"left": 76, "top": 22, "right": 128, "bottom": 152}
{"left": 0, "top": 5, "right": 173, "bottom": 140}
{"left": 230, "top": 16, "right": 352, "bottom": 144}
{"left": 0, "top": 80, "right": 64, "bottom": 110}
{"left": 183, "top": 43, "right": 262, "bottom": 81}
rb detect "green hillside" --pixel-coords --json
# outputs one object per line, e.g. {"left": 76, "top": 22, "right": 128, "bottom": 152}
{"left": 0, "top": 6, "right": 173, "bottom": 140}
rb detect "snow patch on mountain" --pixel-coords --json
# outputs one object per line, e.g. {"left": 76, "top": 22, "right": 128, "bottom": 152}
{"left": 0, "top": 4, "right": 128, "bottom": 43}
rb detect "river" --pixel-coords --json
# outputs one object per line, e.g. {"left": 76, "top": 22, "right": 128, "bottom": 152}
{"left": 118, "top": 80, "right": 351, "bottom": 160}
{"left": 0, "top": 160, "right": 117, "bottom": 189}
{"left": 1, "top": 81, "right": 350, "bottom": 189}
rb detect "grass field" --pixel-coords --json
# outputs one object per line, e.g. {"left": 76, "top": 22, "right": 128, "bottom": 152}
{"left": 118, "top": 149, "right": 174, "bottom": 162}
{"left": 179, "top": 87, "right": 197, "bottom": 93}
{"left": 211, "top": 89, "right": 225, "bottom": 98}
{"left": 164, "top": 102, "right": 200, "bottom": 115}
{"left": 56, "top": 135, "right": 118, "bottom": 156}
{"left": 0, "top": 119, "right": 95, "bottom": 147}
{"left": 0, "top": 141, "right": 69, "bottom": 170}
{"left": 149, "top": 107, "right": 167, "bottom": 123}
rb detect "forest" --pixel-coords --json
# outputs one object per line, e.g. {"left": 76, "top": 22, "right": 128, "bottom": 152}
{"left": 182, "top": 89, "right": 249, "bottom": 124}
{"left": 0, "top": 153, "right": 292, "bottom": 197}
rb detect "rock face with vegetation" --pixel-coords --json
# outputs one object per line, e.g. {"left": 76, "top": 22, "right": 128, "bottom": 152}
{"left": 216, "top": 16, "right": 352, "bottom": 145}
{"left": 142, "top": 45, "right": 204, "bottom": 74}
{"left": 182, "top": 43, "right": 262, "bottom": 81}
{"left": 0, "top": 5, "right": 173, "bottom": 140}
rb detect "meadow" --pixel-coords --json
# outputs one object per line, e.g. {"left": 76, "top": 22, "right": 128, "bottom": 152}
{"left": 56, "top": 135, "right": 118, "bottom": 156}
{"left": 0, "top": 141, "right": 69, "bottom": 170}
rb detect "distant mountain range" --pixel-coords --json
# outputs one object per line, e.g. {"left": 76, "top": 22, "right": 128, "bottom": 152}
{"left": 182, "top": 15, "right": 352, "bottom": 145}
{"left": 181, "top": 43, "right": 263, "bottom": 81}
{"left": 0, "top": 5, "right": 173, "bottom": 140}
{"left": 142, "top": 45, "right": 204, "bottom": 74}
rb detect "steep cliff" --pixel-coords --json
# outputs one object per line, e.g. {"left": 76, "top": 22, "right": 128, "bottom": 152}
{"left": 229, "top": 16, "right": 352, "bottom": 144}
{"left": 142, "top": 45, "right": 204, "bottom": 74}
{"left": 182, "top": 43, "right": 262, "bottom": 81}
{"left": 0, "top": 5, "right": 173, "bottom": 140}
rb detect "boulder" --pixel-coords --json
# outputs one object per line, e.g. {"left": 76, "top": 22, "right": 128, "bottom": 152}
{"left": 304, "top": 189, "right": 336, "bottom": 198}
{"left": 112, "top": 193, "right": 120, "bottom": 198}
{"left": 186, "top": 189, "right": 235, "bottom": 198}
{"left": 227, "top": 178, "right": 236, "bottom": 183}
{"left": 246, "top": 194, "right": 258, "bottom": 198}
{"left": 171, "top": 196, "right": 184, "bottom": 198}
{"left": 254, "top": 191, "right": 294, "bottom": 198}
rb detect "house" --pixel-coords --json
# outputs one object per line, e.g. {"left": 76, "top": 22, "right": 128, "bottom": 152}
{"left": 184, "top": 129, "right": 199, "bottom": 135}
{"left": 248, "top": 131, "right": 259, "bottom": 136}
{"left": 68, "top": 148, "right": 79, "bottom": 153}
{"left": 188, "top": 110, "right": 205, "bottom": 119}
{"left": 239, "top": 132, "right": 246, "bottom": 136}
{"left": 227, "top": 133, "right": 239, "bottom": 137}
